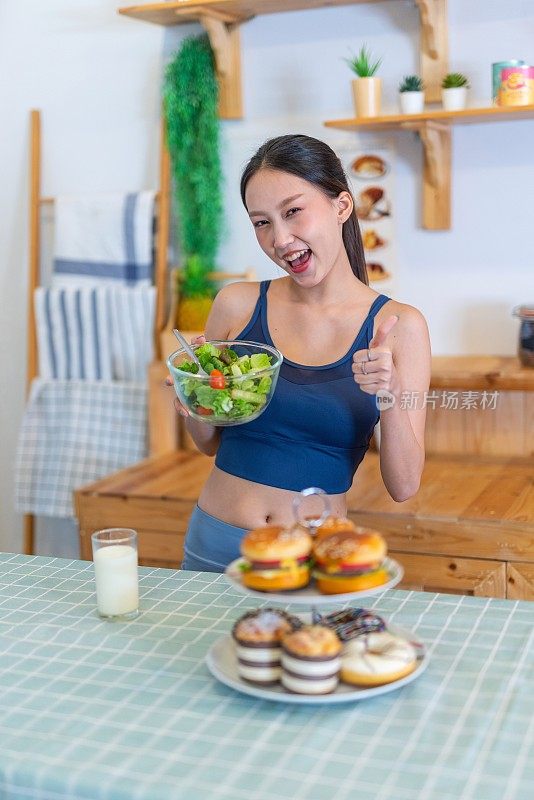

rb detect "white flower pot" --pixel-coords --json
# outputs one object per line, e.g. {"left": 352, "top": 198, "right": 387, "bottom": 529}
{"left": 441, "top": 86, "right": 468, "bottom": 111}
{"left": 399, "top": 91, "right": 425, "bottom": 114}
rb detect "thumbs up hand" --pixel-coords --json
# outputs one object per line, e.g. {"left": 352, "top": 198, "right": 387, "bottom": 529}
{"left": 352, "top": 315, "right": 399, "bottom": 396}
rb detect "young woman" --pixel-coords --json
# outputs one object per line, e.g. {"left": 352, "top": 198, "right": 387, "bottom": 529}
{"left": 173, "top": 134, "right": 431, "bottom": 572}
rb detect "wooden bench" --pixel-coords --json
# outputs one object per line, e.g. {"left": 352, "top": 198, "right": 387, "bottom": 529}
{"left": 75, "top": 449, "right": 534, "bottom": 599}
{"left": 76, "top": 354, "right": 533, "bottom": 598}
{"left": 76, "top": 451, "right": 213, "bottom": 568}
{"left": 346, "top": 452, "right": 534, "bottom": 600}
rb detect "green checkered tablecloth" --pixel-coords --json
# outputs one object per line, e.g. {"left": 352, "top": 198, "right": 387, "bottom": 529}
{"left": 0, "top": 553, "right": 532, "bottom": 800}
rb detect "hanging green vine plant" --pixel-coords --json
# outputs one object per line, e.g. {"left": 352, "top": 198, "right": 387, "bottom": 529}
{"left": 164, "top": 34, "right": 223, "bottom": 328}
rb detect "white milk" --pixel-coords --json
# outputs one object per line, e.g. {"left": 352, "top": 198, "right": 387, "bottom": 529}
{"left": 93, "top": 544, "right": 139, "bottom": 617}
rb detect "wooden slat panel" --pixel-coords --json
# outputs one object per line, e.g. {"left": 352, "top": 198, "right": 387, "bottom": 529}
{"left": 349, "top": 512, "right": 534, "bottom": 562}
{"left": 392, "top": 551, "right": 506, "bottom": 598}
{"left": 424, "top": 403, "right": 466, "bottom": 455}
{"left": 506, "top": 562, "right": 534, "bottom": 600}
{"left": 464, "top": 393, "right": 525, "bottom": 456}
{"left": 425, "top": 391, "right": 530, "bottom": 457}
{"left": 81, "top": 527, "right": 184, "bottom": 567}
{"left": 77, "top": 495, "right": 195, "bottom": 535}
{"left": 137, "top": 528, "right": 184, "bottom": 565}
{"left": 148, "top": 360, "right": 179, "bottom": 455}
{"left": 525, "top": 392, "right": 534, "bottom": 456}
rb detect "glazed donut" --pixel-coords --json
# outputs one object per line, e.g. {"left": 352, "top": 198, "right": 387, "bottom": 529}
{"left": 340, "top": 631, "right": 417, "bottom": 687}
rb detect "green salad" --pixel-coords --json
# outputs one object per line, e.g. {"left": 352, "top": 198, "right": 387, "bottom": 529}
{"left": 177, "top": 343, "right": 274, "bottom": 420}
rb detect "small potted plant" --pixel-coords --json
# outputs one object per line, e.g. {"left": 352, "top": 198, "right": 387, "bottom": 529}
{"left": 441, "top": 72, "right": 470, "bottom": 111}
{"left": 398, "top": 75, "right": 425, "bottom": 114}
{"left": 345, "top": 45, "right": 382, "bottom": 117}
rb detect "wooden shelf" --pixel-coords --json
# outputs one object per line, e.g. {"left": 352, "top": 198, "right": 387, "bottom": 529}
{"left": 118, "top": 0, "right": 383, "bottom": 26}
{"left": 430, "top": 356, "right": 534, "bottom": 392}
{"left": 326, "top": 104, "right": 534, "bottom": 230}
{"left": 324, "top": 103, "right": 534, "bottom": 131}
{"left": 118, "top": 0, "right": 448, "bottom": 118}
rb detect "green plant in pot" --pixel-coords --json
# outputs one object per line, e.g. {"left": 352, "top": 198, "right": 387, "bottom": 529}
{"left": 164, "top": 34, "right": 223, "bottom": 331}
{"left": 398, "top": 74, "right": 425, "bottom": 114}
{"left": 441, "top": 72, "right": 470, "bottom": 111}
{"left": 345, "top": 45, "right": 382, "bottom": 117}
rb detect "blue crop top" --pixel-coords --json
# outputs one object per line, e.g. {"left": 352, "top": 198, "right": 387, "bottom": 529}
{"left": 215, "top": 281, "right": 391, "bottom": 494}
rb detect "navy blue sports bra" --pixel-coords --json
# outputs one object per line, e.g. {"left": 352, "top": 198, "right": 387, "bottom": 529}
{"left": 215, "top": 281, "right": 391, "bottom": 494}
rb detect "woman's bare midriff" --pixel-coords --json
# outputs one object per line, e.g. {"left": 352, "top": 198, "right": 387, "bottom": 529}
{"left": 197, "top": 465, "right": 348, "bottom": 530}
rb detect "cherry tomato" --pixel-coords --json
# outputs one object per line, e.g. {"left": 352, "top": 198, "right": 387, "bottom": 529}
{"left": 209, "top": 369, "right": 226, "bottom": 390}
{"left": 196, "top": 406, "right": 213, "bottom": 416}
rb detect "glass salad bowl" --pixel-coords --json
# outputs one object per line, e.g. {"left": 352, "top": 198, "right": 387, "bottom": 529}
{"left": 167, "top": 340, "right": 283, "bottom": 426}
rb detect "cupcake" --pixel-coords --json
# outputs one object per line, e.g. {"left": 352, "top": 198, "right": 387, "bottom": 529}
{"left": 281, "top": 625, "right": 342, "bottom": 695}
{"left": 232, "top": 608, "right": 301, "bottom": 685}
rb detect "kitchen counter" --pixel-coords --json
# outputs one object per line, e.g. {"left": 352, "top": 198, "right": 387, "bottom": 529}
{"left": 0, "top": 553, "right": 532, "bottom": 800}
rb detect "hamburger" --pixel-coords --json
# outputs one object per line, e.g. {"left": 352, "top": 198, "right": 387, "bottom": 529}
{"left": 314, "top": 515, "right": 357, "bottom": 538}
{"left": 240, "top": 525, "right": 313, "bottom": 591}
{"left": 312, "top": 528, "right": 389, "bottom": 594}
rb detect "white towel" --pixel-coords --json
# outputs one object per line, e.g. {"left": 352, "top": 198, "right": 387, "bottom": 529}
{"left": 14, "top": 379, "right": 147, "bottom": 518}
{"left": 34, "top": 287, "right": 113, "bottom": 381}
{"left": 52, "top": 191, "right": 155, "bottom": 286}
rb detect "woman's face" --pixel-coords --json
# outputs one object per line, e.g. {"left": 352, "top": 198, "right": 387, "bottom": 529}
{"left": 245, "top": 169, "right": 352, "bottom": 286}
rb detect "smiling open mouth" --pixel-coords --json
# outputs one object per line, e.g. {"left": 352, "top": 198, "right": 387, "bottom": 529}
{"left": 285, "top": 249, "right": 312, "bottom": 273}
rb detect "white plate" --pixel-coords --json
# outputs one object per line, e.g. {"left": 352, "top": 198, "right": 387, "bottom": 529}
{"left": 224, "top": 557, "right": 403, "bottom": 606}
{"left": 206, "top": 626, "right": 428, "bottom": 705}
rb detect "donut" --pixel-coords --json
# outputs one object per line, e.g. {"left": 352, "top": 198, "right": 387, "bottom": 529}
{"left": 317, "top": 607, "right": 386, "bottom": 641}
{"left": 340, "top": 631, "right": 417, "bottom": 686}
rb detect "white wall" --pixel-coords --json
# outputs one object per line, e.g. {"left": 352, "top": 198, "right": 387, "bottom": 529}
{"left": 1, "top": 0, "right": 533, "bottom": 554}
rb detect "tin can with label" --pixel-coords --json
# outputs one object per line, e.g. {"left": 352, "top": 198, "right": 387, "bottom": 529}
{"left": 498, "top": 65, "right": 534, "bottom": 106}
{"left": 492, "top": 60, "right": 526, "bottom": 104}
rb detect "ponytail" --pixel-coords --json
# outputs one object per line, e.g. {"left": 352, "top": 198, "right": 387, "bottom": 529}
{"left": 343, "top": 211, "right": 369, "bottom": 285}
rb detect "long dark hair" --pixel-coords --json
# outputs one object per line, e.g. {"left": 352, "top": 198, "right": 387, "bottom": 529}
{"left": 240, "top": 134, "right": 368, "bottom": 285}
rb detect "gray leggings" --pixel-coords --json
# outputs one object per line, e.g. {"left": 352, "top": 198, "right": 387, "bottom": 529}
{"left": 181, "top": 504, "right": 248, "bottom": 573}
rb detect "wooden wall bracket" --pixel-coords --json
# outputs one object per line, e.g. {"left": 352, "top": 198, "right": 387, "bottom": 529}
{"left": 401, "top": 119, "right": 451, "bottom": 229}
{"left": 414, "top": 0, "right": 448, "bottom": 104}
{"left": 174, "top": 6, "right": 248, "bottom": 118}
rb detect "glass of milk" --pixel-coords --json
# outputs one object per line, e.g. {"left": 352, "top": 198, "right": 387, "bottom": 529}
{"left": 91, "top": 529, "right": 139, "bottom": 620}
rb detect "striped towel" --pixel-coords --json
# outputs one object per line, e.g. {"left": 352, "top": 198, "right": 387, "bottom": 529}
{"left": 14, "top": 379, "right": 147, "bottom": 518}
{"left": 34, "top": 287, "right": 156, "bottom": 382}
{"left": 108, "top": 286, "right": 156, "bottom": 381}
{"left": 52, "top": 192, "right": 155, "bottom": 286}
{"left": 34, "top": 287, "right": 113, "bottom": 381}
